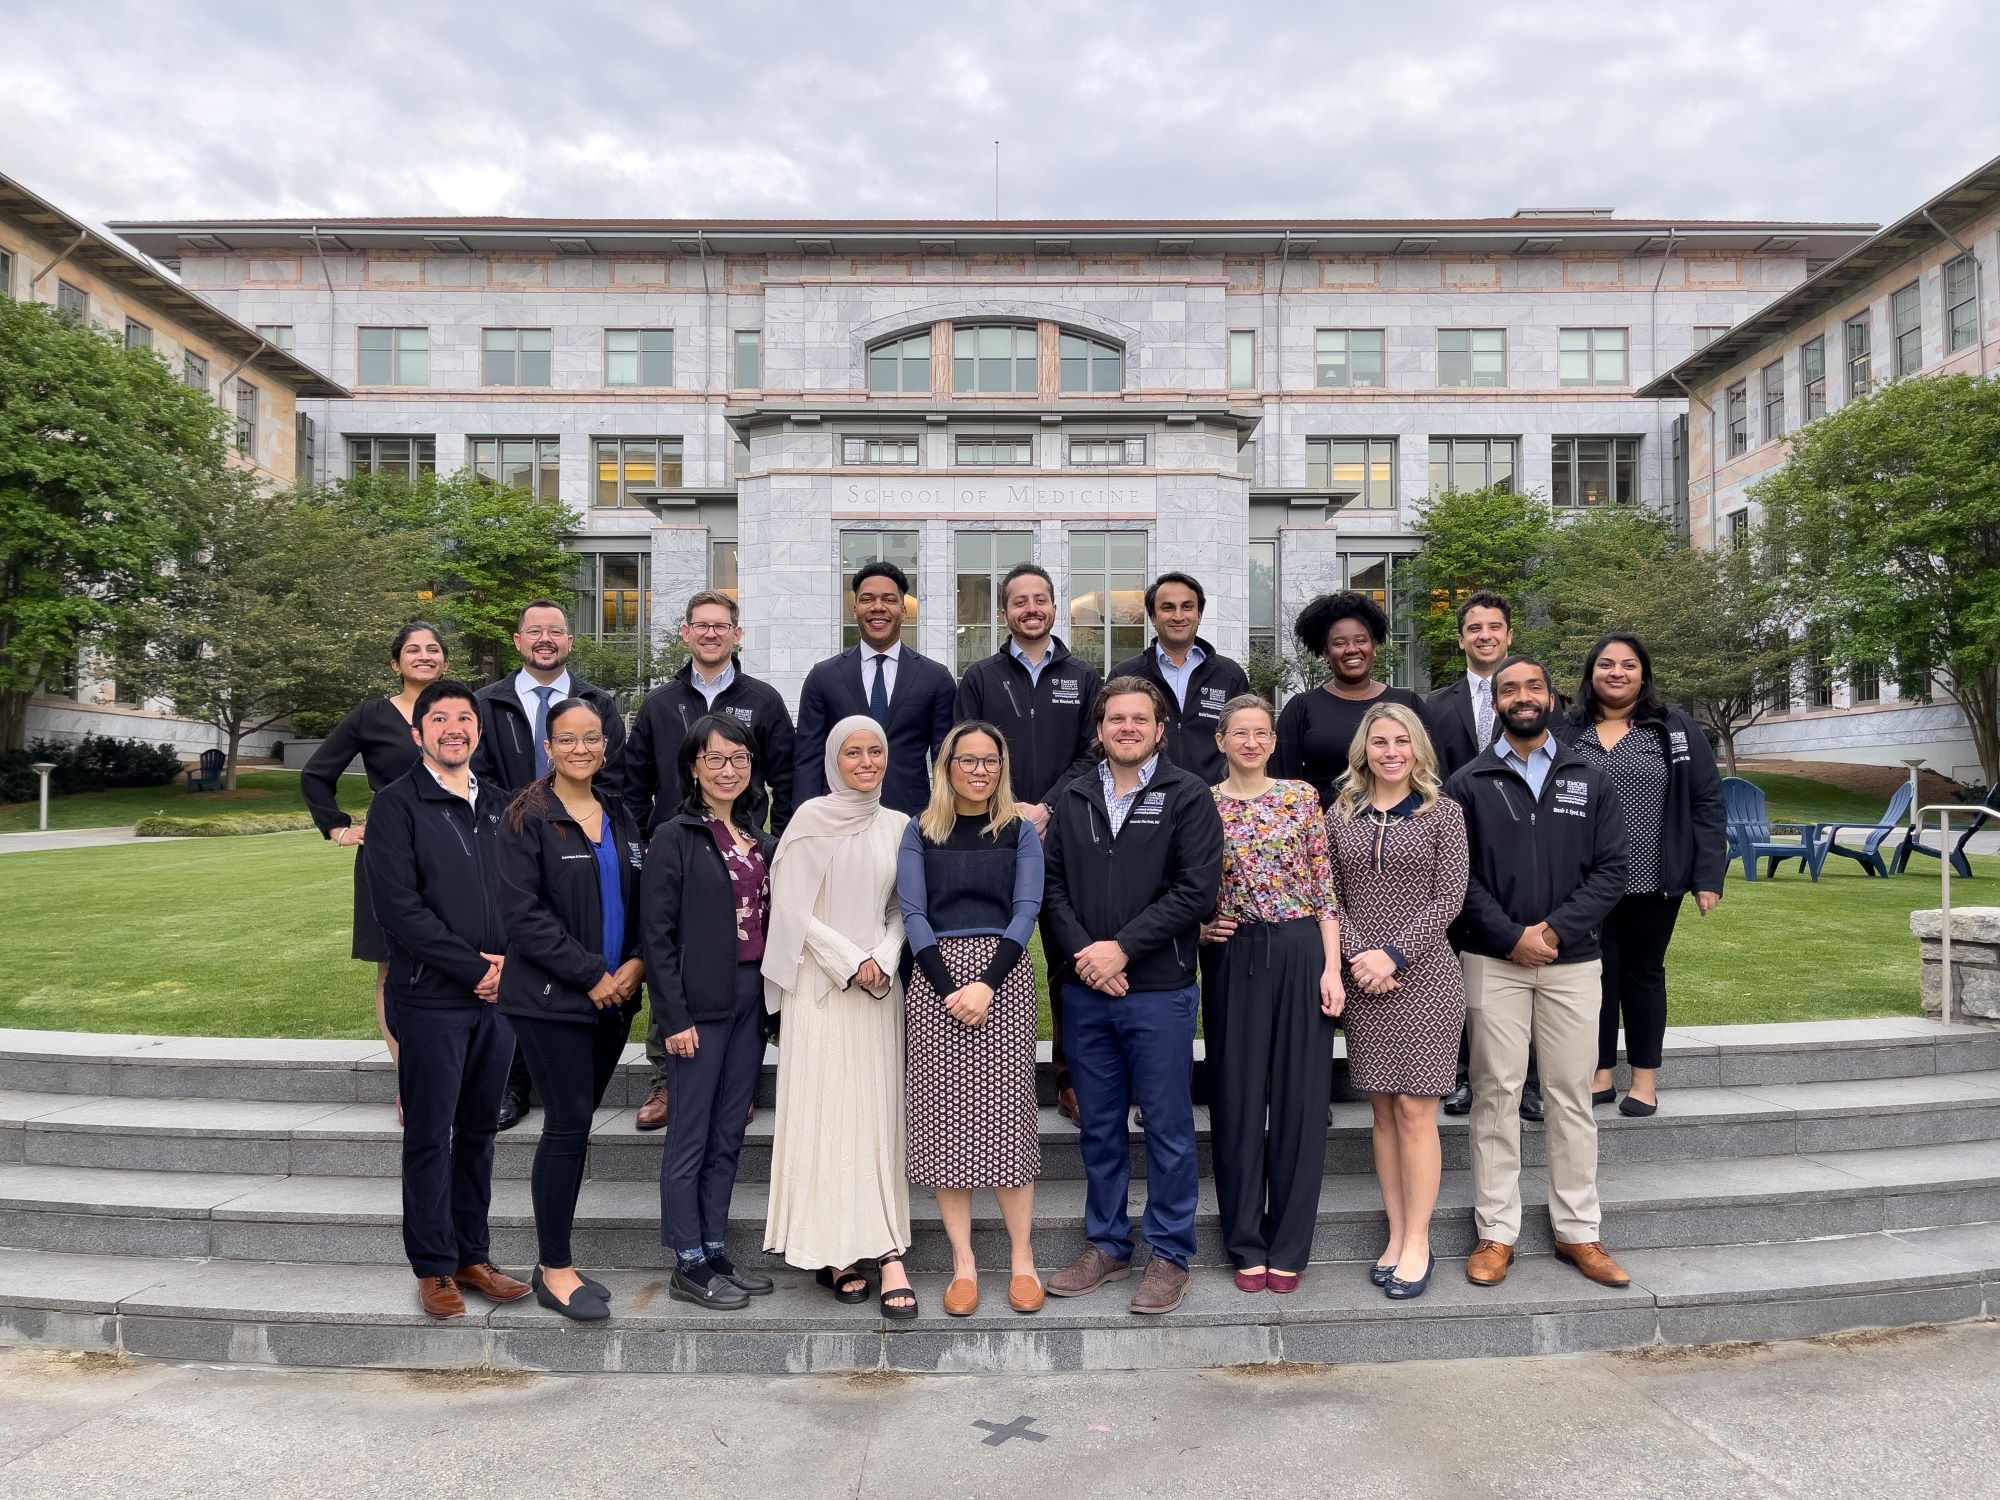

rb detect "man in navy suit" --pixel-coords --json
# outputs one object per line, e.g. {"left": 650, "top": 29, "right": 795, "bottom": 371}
{"left": 794, "top": 560, "right": 957, "bottom": 816}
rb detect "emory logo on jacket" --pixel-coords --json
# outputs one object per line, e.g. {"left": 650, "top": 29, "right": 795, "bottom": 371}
{"left": 1197, "top": 685, "right": 1227, "bottom": 720}
{"left": 726, "top": 706, "right": 756, "bottom": 726}
{"left": 1552, "top": 777, "right": 1592, "bottom": 817}
{"left": 1049, "top": 676, "right": 1084, "bottom": 705}
{"left": 1127, "top": 790, "right": 1169, "bottom": 826}
{"left": 1668, "top": 728, "right": 1693, "bottom": 764}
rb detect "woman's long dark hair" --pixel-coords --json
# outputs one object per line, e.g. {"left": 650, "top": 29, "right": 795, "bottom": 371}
{"left": 677, "top": 712, "right": 758, "bottom": 829}
{"left": 1573, "top": 633, "right": 1667, "bottom": 725}
{"left": 389, "top": 620, "right": 446, "bottom": 667}
{"left": 503, "top": 697, "right": 607, "bottom": 835}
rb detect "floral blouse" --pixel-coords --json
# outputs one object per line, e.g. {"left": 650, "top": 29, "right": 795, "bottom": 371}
{"left": 705, "top": 819, "right": 770, "bottom": 963}
{"left": 1211, "top": 779, "right": 1340, "bottom": 925}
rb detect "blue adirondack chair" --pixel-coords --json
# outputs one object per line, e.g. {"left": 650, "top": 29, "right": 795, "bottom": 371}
{"left": 1721, "top": 776, "right": 1825, "bottom": 881}
{"left": 1894, "top": 784, "right": 1998, "bottom": 878}
{"left": 184, "top": 748, "right": 226, "bottom": 793}
{"left": 1819, "top": 783, "right": 1913, "bottom": 878}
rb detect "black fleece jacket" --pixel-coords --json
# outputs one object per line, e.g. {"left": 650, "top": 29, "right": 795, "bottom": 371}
{"left": 640, "top": 810, "right": 779, "bottom": 1037}
{"left": 470, "top": 673, "right": 627, "bottom": 806}
{"left": 954, "top": 636, "right": 1102, "bottom": 806}
{"left": 1556, "top": 707, "right": 1728, "bottom": 898}
{"left": 494, "top": 790, "right": 646, "bottom": 1026}
{"left": 1108, "top": 638, "right": 1251, "bottom": 786}
{"left": 624, "top": 658, "right": 795, "bottom": 837}
{"left": 364, "top": 764, "right": 506, "bottom": 1008}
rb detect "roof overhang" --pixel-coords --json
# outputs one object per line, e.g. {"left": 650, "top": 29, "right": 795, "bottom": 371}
{"left": 725, "top": 400, "right": 1265, "bottom": 437}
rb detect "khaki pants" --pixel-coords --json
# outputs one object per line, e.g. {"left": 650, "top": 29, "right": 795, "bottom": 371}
{"left": 1464, "top": 953, "right": 1603, "bottom": 1246}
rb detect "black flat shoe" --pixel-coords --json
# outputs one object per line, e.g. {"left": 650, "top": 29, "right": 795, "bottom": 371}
{"left": 1441, "top": 1083, "right": 1472, "bottom": 1116}
{"left": 670, "top": 1267, "right": 749, "bottom": 1310}
{"left": 532, "top": 1266, "right": 610, "bottom": 1322}
{"left": 816, "top": 1265, "right": 869, "bottom": 1304}
{"left": 709, "top": 1253, "right": 775, "bottom": 1296}
{"left": 1618, "top": 1095, "right": 1658, "bottom": 1117}
{"left": 1369, "top": 1261, "right": 1397, "bottom": 1288}
{"left": 1385, "top": 1254, "right": 1434, "bottom": 1300}
{"left": 1591, "top": 1087, "right": 1617, "bottom": 1107}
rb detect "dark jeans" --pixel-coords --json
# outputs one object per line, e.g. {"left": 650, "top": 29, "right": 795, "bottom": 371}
{"left": 659, "top": 962, "right": 766, "bottom": 1253}
{"left": 505, "top": 1043, "right": 536, "bottom": 1106}
{"left": 1062, "top": 980, "right": 1200, "bottom": 1268}
{"left": 1598, "top": 892, "right": 1685, "bottom": 1071}
{"left": 397, "top": 1002, "right": 514, "bottom": 1277}
{"left": 510, "top": 1008, "right": 632, "bottom": 1267}
{"left": 1043, "top": 911, "right": 1075, "bottom": 1092}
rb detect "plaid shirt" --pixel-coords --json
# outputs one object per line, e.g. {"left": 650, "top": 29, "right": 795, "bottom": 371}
{"left": 1097, "top": 753, "right": 1160, "bottom": 837}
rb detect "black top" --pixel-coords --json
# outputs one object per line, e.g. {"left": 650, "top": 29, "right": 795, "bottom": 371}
{"left": 897, "top": 815, "right": 1043, "bottom": 994}
{"left": 795, "top": 644, "right": 958, "bottom": 816}
{"left": 363, "top": 766, "right": 506, "bottom": 1008}
{"left": 624, "top": 657, "right": 796, "bottom": 838}
{"left": 300, "top": 698, "right": 420, "bottom": 837}
{"left": 494, "top": 791, "right": 646, "bottom": 1026}
{"left": 953, "top": 637, "right": 1103, "bottom": 806}
{"left": 1273, "top": 683, "right": 1429, "bottom": 810}
{"left": 1108, "top": 638, "right": 1252, "bottom": 786}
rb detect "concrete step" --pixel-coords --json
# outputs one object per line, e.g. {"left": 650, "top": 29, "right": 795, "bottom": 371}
{"left": 2, "top": 1139, "right": 1996, "bottom": 1274}
{"left": 4, "top": 1019, "right": 1994, "bottom": 1104}
{"left": 2, "top": 1223, "right": 1994, "bottom": 1373}
{"left": 8, "top": 1067, "right": 2000, "bottom": 1182}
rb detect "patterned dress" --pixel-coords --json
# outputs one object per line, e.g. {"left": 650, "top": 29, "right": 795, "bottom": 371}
{"left": 1325, "top": 794, "right": 1470, "bottom": 1097}
{"left": 1571, "top": 725, "right": 1668, "bottom": 894}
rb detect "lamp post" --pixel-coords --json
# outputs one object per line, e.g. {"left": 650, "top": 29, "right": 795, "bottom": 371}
{"left": 1901, "top": 757, "right": 1927, "bottom": 829}
{"left": 30, "top": 762, "right": 56, "bottom": 833}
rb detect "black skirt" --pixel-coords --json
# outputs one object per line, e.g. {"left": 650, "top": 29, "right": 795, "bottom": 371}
{"left": 351, "top": 844, "right": 390, "bottom": 963}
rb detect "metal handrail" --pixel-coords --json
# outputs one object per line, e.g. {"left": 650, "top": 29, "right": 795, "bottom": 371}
{"left": 1914, "top": 804, "right": 1996, "bottom": 1026}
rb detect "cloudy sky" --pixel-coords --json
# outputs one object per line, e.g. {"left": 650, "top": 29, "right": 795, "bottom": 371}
{"left": 4, "top": 0, "right": 1995, "bottom": 230}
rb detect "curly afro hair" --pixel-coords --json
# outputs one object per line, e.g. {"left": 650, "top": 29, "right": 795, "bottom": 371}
{"left": 1293, "top": 590, "right": 1389, "bottom": 657}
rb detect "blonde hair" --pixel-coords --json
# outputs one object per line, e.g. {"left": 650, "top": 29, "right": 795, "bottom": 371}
{"left": 1333, "top": 702, "right": 1442, "bottom": 821}
{"left": 919, "top": 721, "right": 1021, "bottom": 843}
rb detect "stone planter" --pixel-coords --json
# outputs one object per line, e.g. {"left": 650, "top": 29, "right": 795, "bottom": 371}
{"left": 1911, "top": 906, "right": 2000, "bottom": 1021}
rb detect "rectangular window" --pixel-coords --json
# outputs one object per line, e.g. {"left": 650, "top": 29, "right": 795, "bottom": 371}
{"left": 0, "top": 247, "right": 12, "bottom": 298}
{"left": 347, "top": 436, "right": 437, "bottom": 480}
{"left": 953, "top": 531, "right": 1036, "bottom": 667}
{"left": 1693, "top": 325, "right": 1729, "bottom": 349}
{"left": 1314, "top": 329, "right": 1386, "bottom": 388}
{"left": 56, "top": 280, "right": 87, "bottom": 319}
{"left": 124, "top": 320, "right": 152, "bottom": 351}
{"left": 605, "top": 329, "right": 673, "bottom": 387}
{"left": 1058, "top": 332, "right": 1123, "bottom": 392}
{"left": 1946, "top": 255, "right": 1979, "bottom": 353}
{"left": 183, "top": 352, "right": 209, "bottom": 393}
{"left": 1725, "top": 383, "right": 1748, "bottom": 456}
{"left": 1343, "top": 553, "right": 1418, "bottom": 689}
{"left": 1306, "top": 437, "right": 1395, "bottom": 508}
{"left": 839, "top": 530, "right": 920, "bottom": 651}
{"left": 1552, "top": 437, "right": 1639, "bottom": 508}
{"left": 1845, "top": 314, "right": 1872, "bottom": 397}
{"left": 733, "top": 439, "right": 750, "bottom": 477}
{"left": 593, "top": 437, "right": 683, "bottom": 506}
{"left": 234, "top": 382, "right": 259, "bottom": 456}
{"left": 1763, "top": 361, "right": 1784, "bottom": 444}
{"left": 1891, "top": 283, "right": 1922, "bottom": 376}
{"left": 256, "top": 324, "right": 294, "bottom": 352}
{"left": 1559, "top": 327, "right": 1629, "bottom": 386}
{"left": 1437, "top": 329, "right": 1505, "bottom": 387}
{"left": 1068, "top": 436, "right": 1145, "bottom": 466}
{"left": 1850, "top": 661, "right": 1880, "bottom": 705}
{"left": 1802, "top": 336, "right": 1827, "bottom": 422}
{"left": 1807, "top": 630, "right": 1833, "bottom": 709}
{"left": 483, "top": 327, "right": 553, "bottom": 386}
{"left": 359, "top": 327, "right": 428, "bottom": 385}
{"left": 574, "top": 552, "right": 652, "bottom": 648}
{"left": 1068, "top": 529, "right": 1148, "bottom": 673}
{"left": 471, "top": 437, "right": 561, "bottom": 502}
{"left": 1763, "top": 659, "right": 1793, "bottom": 716}
{"left": 710, "top": 538, "right": 739, "bottom": 599}
{"left": 953, "top": 325, "right": 1037, "bottom": 393}
{"left": 1427, "top": 437, "right": 1517, "bottom": 493}
{"left": 1229, "top": 330, "right": 1256, "bottom": 390}
{"left": 1727, "top": 509, "right": 1750, "bottom": 552}
{"left": 734, "top": 329, "right": 762, "bottom": 388}
{"left": 1248, "top": 538, "right": 1278, "bottom": 664}
{"left": 841, "top": 435, "right": 920, "bottom": 465}
{"left": 868, "top": 331, "right": 932, "bottom": 393}
{"left": 1237, "top": 438, "right": 1258, "bottom": 479}
{"left": 1897, "top": 651, "right": 1933, "bottom": 704}
{"left": 956, "top": 436, "right": 1033, "bottom": 466}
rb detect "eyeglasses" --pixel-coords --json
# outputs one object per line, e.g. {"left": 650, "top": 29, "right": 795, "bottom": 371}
{"left": 1224, "top": 728, "right": 1275, "bottom": 743}
{"left": 550, "top": 734, "right": 605, "bottom": 750}
{"left": 950, "top": 754, "right": 1002, "bottom": 772}
{"left": 698, "top": 752, "right": 753, "bottom": 771}
{"left": 520, "top": 627, "right": 570, "bottom": 641}
{"left": 685, "top": 621, "right": 736, "bottom": 636}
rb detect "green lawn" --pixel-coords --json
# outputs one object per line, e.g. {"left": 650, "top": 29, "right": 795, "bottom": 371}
{"left": 0, "top": 826, "right": 1966, "bottom": 1040}
{"left": 1738, "top": 770, "right": 1898, "bottom": 831}
{"left": 0, "top": 769, "right": 373, "bottom": 835}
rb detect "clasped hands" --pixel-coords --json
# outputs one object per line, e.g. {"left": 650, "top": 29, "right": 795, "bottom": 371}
{"left": 1075, "top": 940, "right": 1129, "bottom": 995}
{"left": 588, "top": 957, "right": 646, "bottom": 1010}
{"left": 1508, "top": 922, "right": 1561, "bottom": 968}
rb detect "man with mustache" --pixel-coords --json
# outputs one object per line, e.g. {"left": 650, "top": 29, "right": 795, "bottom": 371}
{"left": 1445, "top": 656, "right": 1632, "bottom": 1291}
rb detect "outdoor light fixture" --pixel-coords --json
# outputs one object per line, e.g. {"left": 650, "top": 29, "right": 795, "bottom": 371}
{"left": 30, "top": 761, "right": 56, "bottom": 832}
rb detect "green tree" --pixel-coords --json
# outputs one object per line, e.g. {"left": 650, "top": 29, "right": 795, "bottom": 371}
{"left": 118, "top": 485, "right": 413, "bottom": 787}
{"left": 0, "top": 298, "right": 234, "bottom": 748}
{"left": 568, "top": 631, "right": 688, "bottom": 706}
{"left": 1753, "top": 373, "right": 2000, "bottom": 784}
{"left": 1402, "top": 486, "right": 1560, "bottom": 681}
{"left": 331, "top": 470, "right": 576, "bottom": 680}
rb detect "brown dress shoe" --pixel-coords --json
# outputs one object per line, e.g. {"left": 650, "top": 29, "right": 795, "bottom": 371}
{"left": 419, "top": 1275, "right": 466, "bottom": 1319}
{"left": 455, "top": 1262, "right": 532, "bottom": 1303}
{"left": 1008, "top": 1275, "right": 1045, "bottom": 1314}
{"left": 1129, "top": 1257, "right": 1189, "bottom": 1316}
{"left": 1056, "top": 1087, "right": 1081, "bottom": 1124}
{"left": 1465, "top": 1239, "right": 1515, "bottom": 1286}
{"left": 943, "top": 1277, "right": 980, "bottom": 1317}
{"left": 635, "top": 1082, "right": 668, "bottom": 1132}
{"left": 1046, "top": 1244, "right": 1133, "bottom": 1297}
{"left": 1554, "top": 1241, "right": 1632, "bottom": 1288}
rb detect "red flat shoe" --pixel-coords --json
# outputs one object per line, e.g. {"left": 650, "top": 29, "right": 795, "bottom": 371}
{"left": 1234, "top": 1269, "right": 1267, "bottom": 1292}
{"left": 1266, "top": 1271, "right": 1300, "bottom": 1294}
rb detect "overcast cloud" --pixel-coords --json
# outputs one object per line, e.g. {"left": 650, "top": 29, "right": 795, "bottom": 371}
{"left": 2, "top": 0, "right": 1995, "bottom": 230}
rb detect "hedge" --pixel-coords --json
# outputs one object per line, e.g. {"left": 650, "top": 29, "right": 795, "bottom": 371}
{"left": 134, "top": 813, "right": 318, "bottom": 838}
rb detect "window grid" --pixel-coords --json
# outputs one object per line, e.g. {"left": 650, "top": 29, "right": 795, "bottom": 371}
{"left": 1559, "top": 327, "right": 1629, "bottom": 386}
{"left": 605, "top": 329, "right": 673, "bottom": 387}
{"left": 234, "top": 383, "right": 259, "bottom": 456}
{"left": 1851, "top": 661, "right": 1880, "bottom": 705}
{"left": 471, "top": 437, "right": 561, "bottom": 502}
{"left": 593, "top": 437, "right": 684, "bottom": 506}
{"left": 953, "top": 325, "right": 1037, "bottom": 393}
{"left": 1314, "top": 329, "right": 1386, "bottom": 388}
{"left": 1726, "top": 383, "right": 1748, "bottom": 456}
{"left": 1069, "top": 437, "right": 1145, "bottom": 466}
{"left": 956, "top": 436, "right": 1033, "bottom": 466}
{"left": 1059, "top": 332, "right": 1123, "bottom": 392}
{"left": 183, "top": 352, "right": 208, "bottom": 394}
{"left": 55, "top": 280, "right": 87, "bottom": 319}
{"left": 1946, "top": 256, "right": 1979, "bottom": 353}
{"left": 867, "top": 330, "right": 933, "bottom": 393}
{"left": 1342, "top": 553, "right": 1418, "bottom": 689}
{"left": 482, "top": 327, "right": 553, "bottom": 387}
{"left": 359, "top": 327, "right": 428, "bottom": 386}
{"left": 1228, "top": 330, "right": 1256, "bottom": 390}
{"left": 1438, "top": 329, "right": 1505, "bottom": 387}
{"left": 124, "top": 320, "right": 151, "bottom": 351}
{"left": 1802, "top": 336, "right": 1827, "bottom": 422}
{"left": 839, "top": 530, "right": 920, "bottom": 651}
{"left": 709, "top": 538, "right": 739, "bottom": 600}
{"left": 1807, "top": 633, "right": 1833, "bottom": 709}
{"left": 572, "top": 552, "right": 652, "bottom": 651}
{"left": 734, "top": 329, "right": 762, "bottom": 388}
{"left": 1845, "top": 314, "right": 1872, "bottom": 397}
{"left": 347, "top": 436, "right": 437, "bottom": 480}
{"left": 1068, "top": 530, "right": 1149, "bottom": 673}
{"left": 1693, "top": 325, "right": 1730, "bottom": 349}
{"left": 1891, "top": 283, "right": 1922, "bottom": 376}
{"left": 1248, "top": 538, "right": 1278, "bottom": 664}
{"left": 256, "top": 324, "right": 294, "bottom": 352}
{"left": 1552, "top": 437, "right": 1639, "bottom": 508}
{"left": 953, "top": 531, "right": 1037, "bottom": 667}
{"left": 842, "top": 436, "right": 921, "bottom": 466}
{"left": 1307, "top": 438, "right": 1395, "bottom": 508}
{"left": 1763, "top": 361, "right": 1785, "bottom": 444}
{"left": 1428, "top": 437, "right": 1517, "bottom": 493}
{"left": 1727, "top": 510, "right": 1750, "bottom": 552}
{"left": 0, "top": 247, "right": 12, "bottom": 299}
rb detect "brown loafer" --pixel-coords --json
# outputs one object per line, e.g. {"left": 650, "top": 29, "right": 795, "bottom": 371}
{"left": 418, "top": 1274, "right": 466, "bottom": 1319}
{"left": 1466, "top": 1239, "right": 1515, "bottom": 1286}
{"left": 1056, "top": 1087, "right": 1081, "bottom": 1124}
{"left": 1554, "top": 1240, "right": 1632, "bottom": 1288}
{"left": 943, "top": 1277, "right": 980, "bottom": 1317}
{"left": 1129, "top": 1257, "right": 1189, "bottom": 1316}
{"left": 1046, "top": 1244, "right": 1133, "bottom": 1297}
{"left": 635, "top": 1082, "right": 668, "bottom": 1132}
{"left": 455, "top": 1262, "right": 532, "bottom": 1303}
{"left": 1008, "top": 1275, "right": 1045, "bottom": 1314}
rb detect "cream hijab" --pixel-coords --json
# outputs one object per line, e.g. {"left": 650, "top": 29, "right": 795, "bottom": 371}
{"left": 761, "top": 716, "right": 897, "bottom": 1000}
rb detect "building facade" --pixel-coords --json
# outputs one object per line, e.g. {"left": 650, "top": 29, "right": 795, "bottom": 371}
{"left": 1, "top": 172, "right": 348, "bottom": 754}
{"left": 1641, "top": 156, "right": 2000, "bottom": 784}
{"left": 109, "top": 212, "right": 1869, "bottom": 710}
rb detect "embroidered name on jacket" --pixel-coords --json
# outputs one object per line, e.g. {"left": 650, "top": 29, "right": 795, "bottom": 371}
{"left": 1049, "top": 678, "right": 1083, "bottom": 705}
{"left": 1197, "top": 686, "right": 1227, "bottom": 718}
{"left": 1551, "top": 777, "right": 1592, "bottom": 817}
{"left": 1127, "top": 790, "right": 1169, "bottom": 824}
{"left": 726, "top": 706, "right": 755, "bottom": 725}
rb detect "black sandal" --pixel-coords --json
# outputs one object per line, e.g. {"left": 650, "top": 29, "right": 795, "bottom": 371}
{"left": 816, "top": 1265, "right": 869, "bottom": 1304}
{"left": 877, "top": 1251, "right": 919, "bottom": 1321}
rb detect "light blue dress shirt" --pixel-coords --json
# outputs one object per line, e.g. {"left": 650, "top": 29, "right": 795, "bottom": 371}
{"left": 1495, "top": 733, "right": 1559, "bottom": 800}
{"left": 1154, "top": 642, "right": 1206, "bottom": 710}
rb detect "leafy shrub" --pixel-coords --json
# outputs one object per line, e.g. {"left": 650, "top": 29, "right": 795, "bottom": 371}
{"left": 287, "top": 708, "right": 346, "bottom": 739}
{"left": 0, "top": 736, "right": 183, "bottom": 803}
{"left": 134, "top": 813, "right": 317, "bottom": 837}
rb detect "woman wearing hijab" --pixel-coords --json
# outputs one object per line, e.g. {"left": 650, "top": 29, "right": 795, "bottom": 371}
{"left": 761, "top": 716, "right": 917, "bottom": 1318}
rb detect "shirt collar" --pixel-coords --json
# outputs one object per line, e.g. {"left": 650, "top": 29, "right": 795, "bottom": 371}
{"left": 1495, "top": 732, "right": 1556, "bottom": 768}
{"left": 514, "top": 667, "right": 571, "bottom": 701}
{"left": 1155, "top": 640, "right": 1205, "bottom": 672}
{"left": 692, "top": 658, "right": 736, "bottom": 692}
{"left": 862, "top": 641, "right": 902, "bottom": 663}
{"left": 424, "top": 762, "right": 479, "bottom": 806}
{"left": 1009, "top": 637, "right": 1052, "bottom": 669}
{"left": 1099, "top": 753, "right": 1161, "bottom": 791}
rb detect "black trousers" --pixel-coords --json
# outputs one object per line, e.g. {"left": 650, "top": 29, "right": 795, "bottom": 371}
{"left": 659, "top": 962, "right": 766, "bottom": 1252}
{"left": 1598, "top": 892, "right": 1684, "bottom": 1071}
{"left": 1210, "top": 918, "right": 1335, "bottom": 1272}
{"left": 1041, "top": 910, "right": 1075, "bottom": 1091}
{"left": 397, "top": 1002, "right": 513, "bottom": 1277}
{"left": 505, "top": 1042, "right": 537, "bottom": 1106}
{"left": 510, "top": 1008, "right": 632, "bottom": 1267}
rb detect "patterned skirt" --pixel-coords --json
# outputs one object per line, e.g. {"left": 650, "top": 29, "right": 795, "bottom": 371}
{"left": 905, "top": 934, "right": 1041, "bottom": 1189}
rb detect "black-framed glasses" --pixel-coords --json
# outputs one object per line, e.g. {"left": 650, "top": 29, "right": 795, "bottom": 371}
{"left": 550, "top": 733, "right": 606, "bottom": 750}
{"left": 950, "top": 754, "right": 1002, "bottom": 772}
{"left": 698, "top": 752, "right": 752, "bottom": 771}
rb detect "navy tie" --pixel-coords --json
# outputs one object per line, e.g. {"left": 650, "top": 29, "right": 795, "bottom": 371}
{"left": 532, "top": 685, "right": 554, "bottom": 778}
{"left": 869, "top": 653, "right": 890, "bottom": 724}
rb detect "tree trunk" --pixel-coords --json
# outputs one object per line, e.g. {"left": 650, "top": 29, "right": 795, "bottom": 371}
{"left": 0, "top": 686, "right": 26, "bottom": 752}
{"left": 224, "top": 722, "right": 244, "bottom": 791}
{"left": 1948, "top": 665, "right": 2000, "bottom": 789}
{"left": 1716, "top": 723, "right": 1740, "bottom": 777}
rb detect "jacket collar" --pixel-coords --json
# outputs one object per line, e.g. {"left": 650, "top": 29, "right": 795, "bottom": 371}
{"left": 998, "top": 634, "right": 1072, "bottom": 672}
{"left": 675, "top": 653, "right": 743, "bottom": 688}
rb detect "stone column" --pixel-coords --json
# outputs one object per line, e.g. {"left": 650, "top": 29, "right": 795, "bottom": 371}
{"left": 1912, "top": 907, "right": 2000, "bottom": 1021}
{"left": 648, "top": 524, "right": 710, "bottom": 651}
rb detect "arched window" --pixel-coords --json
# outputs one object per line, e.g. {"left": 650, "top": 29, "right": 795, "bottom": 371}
{"left": 867, "top": 331, "right": 932, "bottom": 393}
{"left": 952, "top": 323, "right": 1037, "bottom": 393}
{"left": 1060, "top": 332, "right": 1123, "bottom": 392}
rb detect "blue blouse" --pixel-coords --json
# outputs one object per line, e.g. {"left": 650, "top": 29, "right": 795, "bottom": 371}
{"left": 587, "top": 819, "right": 624, "bottom": 969}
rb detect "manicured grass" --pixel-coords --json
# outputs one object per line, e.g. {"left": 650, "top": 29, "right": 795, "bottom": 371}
{"left": 1738, "top": 770, "right": 1899, "bottom": 832}
{"left": 0, "top": 827, "right": 1969, "bottom": 1041}
{"left": 0, "top": 769, "right": 372, "bottom": 835}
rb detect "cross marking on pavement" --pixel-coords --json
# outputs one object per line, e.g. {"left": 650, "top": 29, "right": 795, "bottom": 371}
{"left": 973, "top": 1415, "right": 1048, "bottom": 1447}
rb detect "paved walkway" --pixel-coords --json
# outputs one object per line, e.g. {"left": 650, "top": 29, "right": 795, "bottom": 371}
{"left": 0, "top": 1322, "right": 1993, "bottom": 1498}
{"left": 0, "top": 827, "right": 172, "bottom": 855}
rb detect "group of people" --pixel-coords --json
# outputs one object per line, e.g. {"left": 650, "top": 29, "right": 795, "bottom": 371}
{"left": 300, "top": 556, "right": 1724, "bottom": 1323}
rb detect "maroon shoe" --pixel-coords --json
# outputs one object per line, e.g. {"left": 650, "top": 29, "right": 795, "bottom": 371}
{"left": 1265, "top": 1271, "right": 1300, "bottom": 1294}
{"left": 1234, "top": 1268, "right": 1268, "bottom": 1293}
